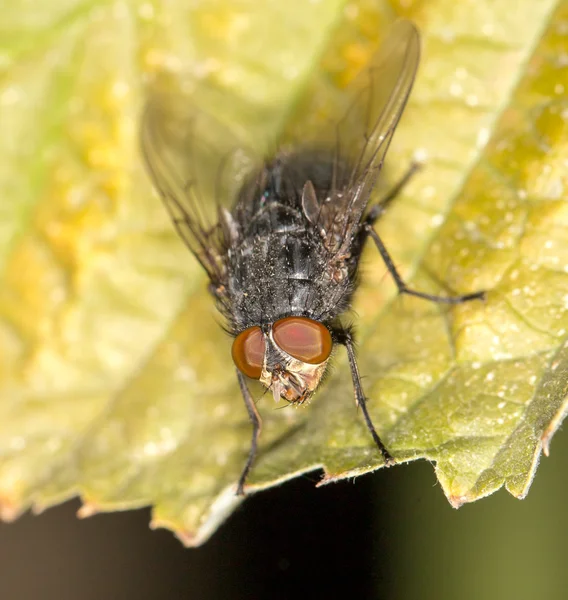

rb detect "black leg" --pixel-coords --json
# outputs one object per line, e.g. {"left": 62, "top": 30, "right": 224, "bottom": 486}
{"left": 236, "top": 370, "right": 262, "bottom": 495}
{"left": 364, "top": 225, "right": 486, "bottom": 305}
{"left": 365, "top": 161, "right": 422, "bottom": 227}
{"left": 334, "top": 327, "right": 395, "bottom": 466}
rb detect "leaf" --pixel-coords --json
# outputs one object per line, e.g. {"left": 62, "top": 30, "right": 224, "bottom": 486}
{"left": 1, "top": 0, "right": 566, "bottom": 545}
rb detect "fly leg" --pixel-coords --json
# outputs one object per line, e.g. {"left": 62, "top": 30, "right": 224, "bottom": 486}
{"left": 364, "top": 225, "right": 485, "bottom": 304}
{"left": 333, "top": 327, "right": 395, "bottom": 466}
{"left": 236, "top": 370, "right": 262, "bottom": 495}
{"left": 362, "top": 162, "right": 485, "bottom": 304}
{"left": 365, "top": 161, "right": 422, "bottom": 226}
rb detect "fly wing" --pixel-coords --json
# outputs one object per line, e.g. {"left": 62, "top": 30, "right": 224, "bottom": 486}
{"left": 282, "top": 19, "right": 420, "bottom": 248}
{"left": 337, "top": 19, "right": 420, "bottom": 218}
{"left": 328, "top": 19, "right": 420, "bottom": 246}
{"left": 140, "top": 78, "right": 259, "bottom": 285}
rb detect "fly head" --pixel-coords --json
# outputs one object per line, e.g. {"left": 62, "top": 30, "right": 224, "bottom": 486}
{"left": 232, "top": 316, "right": 333, "bottom": 404}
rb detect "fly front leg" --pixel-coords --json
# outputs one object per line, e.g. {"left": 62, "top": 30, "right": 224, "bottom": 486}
{"left": 236, "top": 370, "right": 262, "bottom": 495}
{"left": 333, "top": 327, "right": 395, "bottom": 466}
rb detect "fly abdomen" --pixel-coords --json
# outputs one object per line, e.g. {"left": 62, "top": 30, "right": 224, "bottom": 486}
{"left": 243, "top": 202, "right": 303, "bottom": 238}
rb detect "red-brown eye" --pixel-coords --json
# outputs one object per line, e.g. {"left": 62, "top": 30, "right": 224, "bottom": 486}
{"left": 272, "top": 317, "right": 332, "bottom": 364}
{"left": 232, "top": 326, "right": 265, "bottom": 379}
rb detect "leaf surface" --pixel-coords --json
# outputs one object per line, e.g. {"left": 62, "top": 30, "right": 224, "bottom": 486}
{"left": 0, "top": 0, "right": 566, "bottom": 544}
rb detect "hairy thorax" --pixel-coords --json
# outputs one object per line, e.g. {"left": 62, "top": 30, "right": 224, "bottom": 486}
{"left": 225, "top": 200, "right": 355, "bottom": 331}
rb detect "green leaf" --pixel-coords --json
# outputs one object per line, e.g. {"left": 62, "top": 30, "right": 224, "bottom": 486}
{"left": 1, "top": 0, "right": 566, "bottom": 545}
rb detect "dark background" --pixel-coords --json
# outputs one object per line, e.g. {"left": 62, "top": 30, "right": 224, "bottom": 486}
{"left": 1, "top": 428, "right": 566, "bottom": 600}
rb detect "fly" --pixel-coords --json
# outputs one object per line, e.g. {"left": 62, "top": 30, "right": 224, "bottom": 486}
{"left": 140, "top": 20, "right": 485, "bottom": 495}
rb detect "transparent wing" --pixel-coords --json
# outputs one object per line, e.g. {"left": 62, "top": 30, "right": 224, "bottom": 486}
{"left": 140, "top": 78, "right": 259, "bottom": 284}
{"left": 339, "top": 20, "right": 419, "bottom": 208}
{"left": 282, "top": 19, "right": 420, "bottom": 244}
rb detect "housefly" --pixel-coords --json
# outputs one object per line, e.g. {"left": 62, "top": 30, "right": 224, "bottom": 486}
{"left": 140, "top": 19, "right": 485, "bottom": 495}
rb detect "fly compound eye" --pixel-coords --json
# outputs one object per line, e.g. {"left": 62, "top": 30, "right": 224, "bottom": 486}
{"left": 232, "top": 326, "right": 266, "bottom": 379}
{"left": 272, "top": 317, "right": 332, "bottom": 364}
